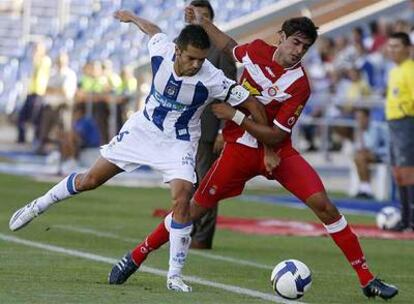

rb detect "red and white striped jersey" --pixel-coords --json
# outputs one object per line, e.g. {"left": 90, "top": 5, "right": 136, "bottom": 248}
{"left": 223, "top": 39, "right": 311, "bottom": 149}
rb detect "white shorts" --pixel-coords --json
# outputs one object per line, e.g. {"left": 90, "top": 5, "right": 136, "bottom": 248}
{"left": 100, "top": 112, "right": 197, "bottom": 183}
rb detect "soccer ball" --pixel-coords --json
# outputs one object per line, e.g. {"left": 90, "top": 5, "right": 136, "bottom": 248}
{"left": 270, "top": 259, "right": 312, "bottom": 299}
{"left": 376, "top": 206, "right": 401, "bottom": 230}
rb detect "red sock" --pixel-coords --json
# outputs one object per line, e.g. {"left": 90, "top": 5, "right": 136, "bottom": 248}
{"left": 131, "top": 220, "right": 170, "bottom": 266}
{"left": 328, "top": 222, "right": 374, "bottom": 286}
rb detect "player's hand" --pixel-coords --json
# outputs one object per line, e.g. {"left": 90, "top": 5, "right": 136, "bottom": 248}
{"left": 213, "top": 133, "right": 224, "bottom": 154}
{"left": 211, "top": 103, "right": 236, "bottom": 120}
{"left": 114, "top": 10, "right": 136, "bottom": 23}
{"left": 185, "top": 6, "right": 203, "bottom": 24}
{"left": 264, "top": 148, "right": 280, "bottom": 175}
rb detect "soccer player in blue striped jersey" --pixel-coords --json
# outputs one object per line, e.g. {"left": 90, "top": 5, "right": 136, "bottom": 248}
{"left": 9, "top": 10, "right": 272, "bottom": 292}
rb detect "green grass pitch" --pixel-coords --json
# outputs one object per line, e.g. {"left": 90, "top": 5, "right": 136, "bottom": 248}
{"left": 0, "top": 173, "right": 413, "bottom": 303}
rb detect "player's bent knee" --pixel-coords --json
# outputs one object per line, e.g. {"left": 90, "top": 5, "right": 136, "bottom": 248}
{"left": 306, "top": 193, "right": 340, "bottom": 222}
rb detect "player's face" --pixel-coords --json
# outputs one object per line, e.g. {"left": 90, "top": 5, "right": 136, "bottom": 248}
{"left": 175, "top": 44, "right": 209, "bottom": 76}
{"left": 277, "top": 32, "right": 313, "bottom": 67}
{"left": 387, "top": 38, "right": 409, "bottom": 63}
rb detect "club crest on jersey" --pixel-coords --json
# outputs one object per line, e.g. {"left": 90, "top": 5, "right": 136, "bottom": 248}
{"left": 208, "top": 185, "right": 218, "bottom": 195}
{"left": 267, "top": 86, "right": 279, "bottom": 97}
{"left": 287, "top": 116, "right": 296, "bottom": 126}
{"left": 165, "top": 85, "right": 177, "bottom": 98}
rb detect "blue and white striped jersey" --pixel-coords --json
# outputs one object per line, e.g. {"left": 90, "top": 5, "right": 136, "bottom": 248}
{"left": 142, "top": 33, "right": 249, "bottom": 142}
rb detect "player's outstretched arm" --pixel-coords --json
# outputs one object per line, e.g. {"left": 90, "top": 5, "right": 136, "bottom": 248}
{"left": 114, "top": 10, "right": 161, "bottom": 38}
{"left": 185, "top": 6, "right": 237, "bottom": 62}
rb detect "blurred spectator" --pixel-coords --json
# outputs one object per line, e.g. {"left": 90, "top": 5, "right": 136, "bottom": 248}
{"left": 368, "top": 20, "right": 389, "bottom": 53}
{"left": 385, "top": 32, "right": 414, "bottom": 231}
{"left": 102, "top": 60, "right": 122, "bottom": 94}
{"left": 17, "top": 42, "right": 51, "bottom": 144}
{"left": 118, "top": 65, "right": 138, "bottom": 128}
{"left": 353, "top": 109, "right": 388, "bottom": 199}
{"left": 0, "top": 0, "right": 23, "bottom": 15}
{"left": 354, "top": 43, "right": 376, "bottom": 88}
{"left": 77, "top": 61, "right": 109, "bottom": 144}
{"left": 102, "top": 60, "right": 124, "bottom": 133}
{"left": 36, "top": 52, "right": 77, "bottom": 154}
{"left": 345, "top": 67, "right": 371, "bottom": 103}
{"left": 120, "top": 66, "right": 138, "bottom": 95}
{"left": 59, "top": 103, "right": 100, "bottom": 174}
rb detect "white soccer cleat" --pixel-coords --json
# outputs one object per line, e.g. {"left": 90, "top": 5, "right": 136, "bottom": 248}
{"left": 167, "top": 275, "right": 192, "bottom": 292}
{"left": 9, "top": 200, "right": 41, "bottom": 231}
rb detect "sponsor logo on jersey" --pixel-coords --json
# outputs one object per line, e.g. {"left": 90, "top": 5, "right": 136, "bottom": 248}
{"left": 265, "top": 66, "right": 276, "bottom": 78}
{"left": 241, "top": 79, "right": 261, "bottom": 96}
{"left": 393, "top": 87, "right": 399, "bottom": 96}
{"left": 152, "top": 90, "right": 188, "bottom": 111}
{"left": 181, "top": 152, "right": 194, "bottom": 167}
{"left": 294, "top": 105, "right": 304, "bottom": 116}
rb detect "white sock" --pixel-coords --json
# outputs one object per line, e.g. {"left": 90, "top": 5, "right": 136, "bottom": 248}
{"left": 35, "top": 173, "right": 80, "bottom": 212}
{"left": 359, "top": 182, "right": 373, "bottom": 194}
{"left": 168, "top": 219, "right": 193, "bottom": 278}
{"left": 323, "top": 215, "right": 347, "bottom": 233}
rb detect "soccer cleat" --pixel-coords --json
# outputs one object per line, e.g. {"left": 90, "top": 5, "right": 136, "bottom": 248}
{"left": 108, "top": 252, "right": 138, "bottom": 284}
{"left": 362, "top": 278, "right": 398, "bottom": 300}
{"left": 167, "top": 275, "right": 192, "bottom": 292}
{"left": 9, "top": 200, "right": 41, "bottom": 231}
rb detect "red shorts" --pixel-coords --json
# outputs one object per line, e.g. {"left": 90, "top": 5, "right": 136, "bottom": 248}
{"left": 194, "top": 143, "right": 325, "bottom": 209}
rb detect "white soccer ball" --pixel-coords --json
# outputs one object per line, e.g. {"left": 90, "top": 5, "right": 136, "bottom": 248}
{"left": 270, "top": 259, "right": 312, "bottom": 299}
{"left": 376, "top": 206, "right": 401, "bottom": 230}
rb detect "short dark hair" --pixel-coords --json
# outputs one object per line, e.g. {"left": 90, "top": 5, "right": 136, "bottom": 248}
{"left": 176, "top": 24, "right": 210, "bottom": 50}
{"left": 389, "top": 32, "right": 411, "bottom": 46}
{"left": 190, "top": 0, "right": 214, "bottom": 20}
{"left": 281, "top": 17, "right": 319, "bottom": 45}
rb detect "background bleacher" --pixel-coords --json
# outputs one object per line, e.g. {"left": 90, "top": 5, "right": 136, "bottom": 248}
{"left": 0, "top": 0, "right": 413, "bottom": 200}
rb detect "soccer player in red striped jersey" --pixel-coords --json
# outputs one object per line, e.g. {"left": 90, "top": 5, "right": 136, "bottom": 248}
{"left": 109, "top": 7, "right": 398, "bottom": 300}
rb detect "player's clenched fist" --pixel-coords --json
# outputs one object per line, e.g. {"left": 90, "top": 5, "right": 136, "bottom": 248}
{"left": 114, "top": 10, "right": 136, "bottom": 23}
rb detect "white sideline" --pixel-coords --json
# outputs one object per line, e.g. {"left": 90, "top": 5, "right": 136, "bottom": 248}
{"left": 0, "top": 233, "right": 305, "bottom": 304}
{"left": 53, "top": 224, "right": 273, "bottom": 270}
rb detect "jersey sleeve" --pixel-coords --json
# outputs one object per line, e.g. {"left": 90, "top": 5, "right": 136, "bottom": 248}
{"left": 208, "top": 68, "right": 250, "bottom": 106}
{"left": 272, "top": 82, "right": 310, "bottom": 133}
{"left": 147, "top": 32, "right": 170, "bottom": 57}
{"left": 233, "top": 39, "right": 266, "bottom": 63}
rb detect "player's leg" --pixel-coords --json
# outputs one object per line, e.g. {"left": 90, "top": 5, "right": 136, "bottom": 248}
{"left": 166, "top": 178, "right": 194, "bottom": 292}
{"left": 191, "top": 141, "right": 218, "bottom": 249}
{"left": 9, "top": 157, "right": 123, "bottom": 231}
{"left": 273, "top": 153, "right": 398, "bottom": 299}
{"left": 392, "top": 166, "right": 414, "bottom": 231}
{"left": 109, "top": 143, "right": 255, "bottom": 285}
